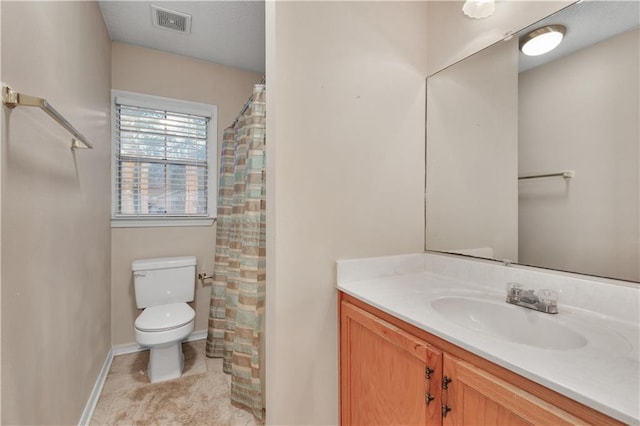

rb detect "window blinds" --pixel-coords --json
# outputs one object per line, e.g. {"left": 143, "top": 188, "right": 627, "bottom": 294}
{"left": 115, "top": 103, "right": 209, "bottom": 217}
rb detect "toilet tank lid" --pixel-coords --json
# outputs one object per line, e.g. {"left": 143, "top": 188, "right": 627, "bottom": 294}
{"left": 132, "top": 256, "right": 196, "bottom": 271}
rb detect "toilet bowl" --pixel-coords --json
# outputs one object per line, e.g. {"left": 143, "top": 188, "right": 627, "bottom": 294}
{"left": 134, "top": 302, "right": 195, "bottom": 383}
{"left": 132, "top": 256, "right": 197, "bottom": 383}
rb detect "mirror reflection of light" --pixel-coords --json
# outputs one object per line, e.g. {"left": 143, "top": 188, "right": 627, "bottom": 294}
{"left": 520, "top": 25, "right": 566, "bottom": 56}
{"left": 462, "top": 0, "right": 495, "bottom": 19}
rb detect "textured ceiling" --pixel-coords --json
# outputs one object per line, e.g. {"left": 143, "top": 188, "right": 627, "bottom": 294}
{"left": 98, "top": 1, "right": 265, "bottom": 74}
{"left": 519, "top": 0, "right": 640, "bottom": 72}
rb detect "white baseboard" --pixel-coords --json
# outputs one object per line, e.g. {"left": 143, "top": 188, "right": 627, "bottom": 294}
{"left": 111, "top": 341, "right": 145, "bottom": 356}
{"left": 111, "top": 329, "right": 207, "bottom": 356}
{"left": 78, "top": 348, "right": 113, "bottom": 426}
{"left": 187, "top": 329, "right": 207, "bottom": 342}
{"left": 79, "top": 330, "right": 207, "bottom": 424}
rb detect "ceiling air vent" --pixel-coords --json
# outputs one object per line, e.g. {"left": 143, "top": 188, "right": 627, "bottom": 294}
{"left": 151, "top": 5, "right": 192, "bottom": 34}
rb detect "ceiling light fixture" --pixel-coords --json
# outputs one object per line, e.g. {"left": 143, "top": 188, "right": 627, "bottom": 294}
{"left": 519, "top": 25, "right": 567, "bottom": 56}
{"left": 462, "top": 0, "right": 496, "bottom": 19}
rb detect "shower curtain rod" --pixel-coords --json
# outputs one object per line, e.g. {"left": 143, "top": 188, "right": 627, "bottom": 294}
{"left": 235, "top": 76, "right": 265, "bottom": 121}
{"left": 2, "top": 85, "right": 93, "bottom": 150}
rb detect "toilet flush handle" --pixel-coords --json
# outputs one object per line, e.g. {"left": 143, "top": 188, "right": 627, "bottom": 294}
{"left": 134, "top": 272, "right": 147, "bottom": 278}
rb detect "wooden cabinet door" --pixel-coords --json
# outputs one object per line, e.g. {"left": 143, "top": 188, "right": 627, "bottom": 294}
{"left": 340, "top": 301, "right": 442, "bottom": 425}
{"left": 442, "top": 355, "right": 583, "bottom": 426}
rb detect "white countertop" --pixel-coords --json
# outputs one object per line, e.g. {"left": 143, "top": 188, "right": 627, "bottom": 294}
{"left": 337, "top": 253, "right": 640, "bottom": 425}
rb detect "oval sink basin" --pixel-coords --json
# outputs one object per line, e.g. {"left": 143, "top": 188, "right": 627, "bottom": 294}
{"left": 430, "top": 296, "right": 588, "bottom": 350}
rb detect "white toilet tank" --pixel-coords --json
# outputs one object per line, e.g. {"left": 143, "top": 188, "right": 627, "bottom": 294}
{"left": 132, "top": 256, "right": 196, "bottom": 309}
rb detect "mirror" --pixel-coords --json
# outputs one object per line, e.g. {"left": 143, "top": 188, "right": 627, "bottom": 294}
{"left": 425, "top": 0, "right": 639, "bottom": 283}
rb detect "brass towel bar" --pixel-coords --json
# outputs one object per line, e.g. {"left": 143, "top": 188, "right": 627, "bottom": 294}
{"left": 2, "top": 85, "right": 93, "bottom": 150}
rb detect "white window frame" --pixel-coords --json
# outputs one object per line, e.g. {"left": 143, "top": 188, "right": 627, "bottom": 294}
{"left": 110, "top": 90, "right": 217, "bottom": 228}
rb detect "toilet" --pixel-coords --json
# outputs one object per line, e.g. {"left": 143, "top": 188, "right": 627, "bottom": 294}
{"left": 132, "top": 256, "right": 197, "bottom": 383}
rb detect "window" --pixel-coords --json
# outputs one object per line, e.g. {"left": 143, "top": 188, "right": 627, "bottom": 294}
{"left": 111, "top": 90, "right": 217, "bottom": 227}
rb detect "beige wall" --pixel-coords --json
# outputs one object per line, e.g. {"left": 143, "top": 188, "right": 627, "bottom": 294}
{"left": 263, "top": 1, "right": 581, "bottom": 423}
{"left": 110, "top": 42, "right": 261, "bottom": 345}
{"left": 519, "top": 29, "right": 640, "bottom": 282}
{"left": 426, "top": 38, "right": 519, "bottom": 261}
{"left": 1, "top": 2, "right": 111, "bottom": 424}
{"left": 265, "top": 2, "right": 428, "bottom": 424}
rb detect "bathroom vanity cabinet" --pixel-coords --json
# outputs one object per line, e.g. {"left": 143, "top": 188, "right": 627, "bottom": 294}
{"left": 339, "top": 293, "right": 622, "bottom": 426}
{"left": 340, "top": 298, "right": 442, "bottom": 425}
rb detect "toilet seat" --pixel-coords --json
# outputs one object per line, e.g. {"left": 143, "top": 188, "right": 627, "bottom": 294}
{"left": 135, "top": 302, "right": 195, "bottom": 332}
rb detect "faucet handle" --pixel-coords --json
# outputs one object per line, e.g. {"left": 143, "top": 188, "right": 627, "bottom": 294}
{"left": 537, "top": 289, "right": 559, "bottom": 307}
{"left": 506, "top": 282, "right": 523, "bottom": 296}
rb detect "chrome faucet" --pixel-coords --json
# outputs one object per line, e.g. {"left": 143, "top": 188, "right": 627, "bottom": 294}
{"left": 506, "top": 283, "right": 558, "bottom": 314}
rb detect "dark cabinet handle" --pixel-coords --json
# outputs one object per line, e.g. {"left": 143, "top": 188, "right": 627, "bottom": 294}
{"left": 425, "top": 393, "right": 435, "bottom": 405}
{"left": 442, "top": 376, "right": 452, "bottom": 390}
{"left": 425, "top": 367, "right": 434, "bottom": 379}
{"left": 442, "top": 404, "right": 452, "bottom": 418}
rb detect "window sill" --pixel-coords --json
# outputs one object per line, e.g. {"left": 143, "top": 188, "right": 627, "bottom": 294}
{"left": 111, "top": 217, "right": 216, "bottom": 228}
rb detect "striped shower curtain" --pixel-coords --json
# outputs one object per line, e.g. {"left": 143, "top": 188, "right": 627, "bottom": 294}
{"left": 206, "top": 84, "right": 265, "bottom": 420}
